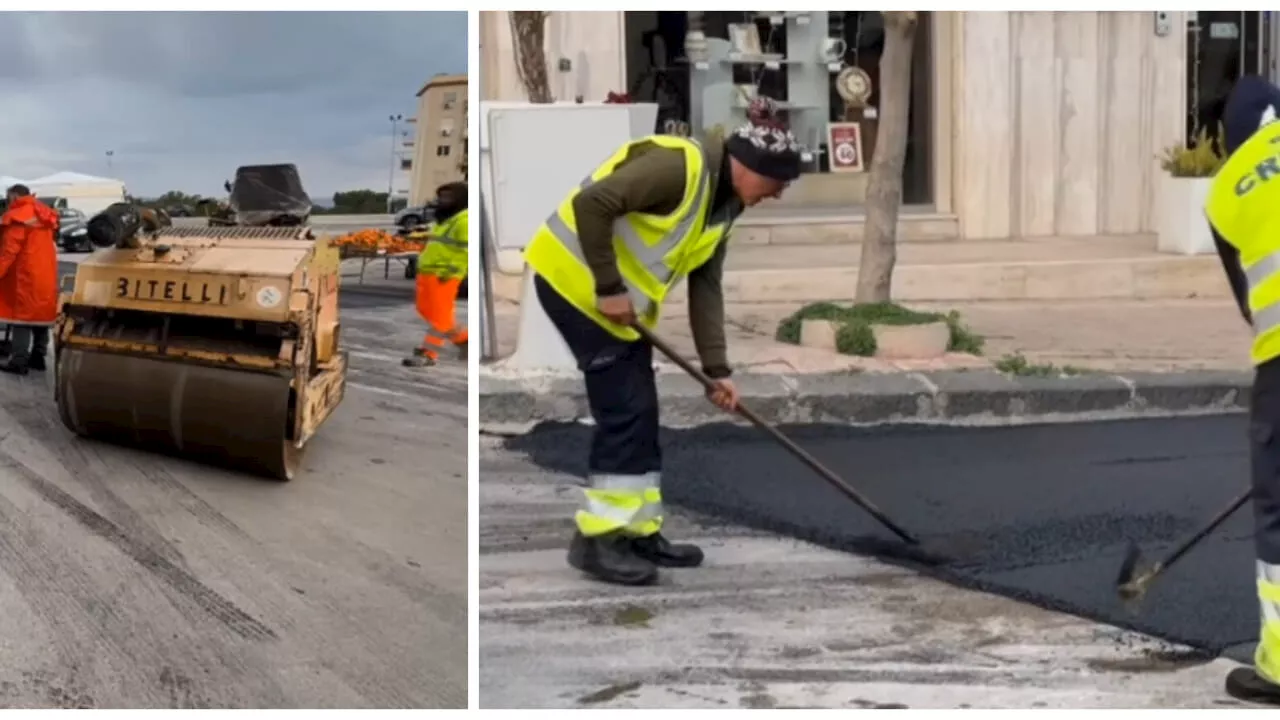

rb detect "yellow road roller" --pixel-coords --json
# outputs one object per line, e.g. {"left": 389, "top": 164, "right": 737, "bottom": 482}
{"left": 53, "top": 217, "right": 347, "bottom": 481}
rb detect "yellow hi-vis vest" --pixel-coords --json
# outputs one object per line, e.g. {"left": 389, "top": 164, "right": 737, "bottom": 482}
{"left": 523, "top": 135, "right": 730, "bottom": 342}
{"left": 418, "top": 208, "right": 469, "bottom": 280}
{"left": 1206, "top": 121, "right": 1280, "bottom": 366}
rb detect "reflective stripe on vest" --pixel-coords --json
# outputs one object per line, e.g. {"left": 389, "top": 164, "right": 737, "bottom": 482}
{"left": 1205, "top": 120, "right": 1280, "bottom": 365}
{"left": 1246, "top": 251, "right": 1280, "bottom": 337}
{"left": 523, "top": 135, "right": 720, "bottom": 342}
{"left": 1258, "top": 560, "right": 1280, "bottom": 683}
{"left": 542, "top": 172, "right": 710, "bottom": 319}
{"left": 419, "top": 209, "right": 469, "bottom": 277}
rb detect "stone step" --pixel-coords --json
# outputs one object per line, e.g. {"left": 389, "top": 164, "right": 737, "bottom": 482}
{"left": 489, "top": 234, "right": 1232, "bottom": 305}
{"left": 732, "top": 209, "right": 958, "bottom": 245}
{"left": 694, "top": 236, "right": 1230, "bottom": 305}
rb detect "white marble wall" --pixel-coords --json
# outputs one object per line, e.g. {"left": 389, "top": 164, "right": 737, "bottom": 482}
{"left": 953, "top": 12, "right": 1187, "bottom": 240}
{"left": 479, "top": 11, "right": 627, "bottom": 103}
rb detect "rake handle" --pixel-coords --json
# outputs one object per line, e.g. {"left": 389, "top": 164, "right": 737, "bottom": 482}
{"left": 1159, "top": 488, "right": 1252, "bottom": 573}
{"left": 630, "top": 322, "right": 919, "bottom": 545}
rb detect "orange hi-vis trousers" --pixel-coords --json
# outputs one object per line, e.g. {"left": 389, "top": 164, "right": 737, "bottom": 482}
{"left": 415, "top": 274, "right": 468, "bottom": 360}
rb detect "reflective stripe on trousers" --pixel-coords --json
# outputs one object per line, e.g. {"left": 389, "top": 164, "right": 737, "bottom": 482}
{"left": 576, "top": 471, "right": 664, "bottom": 538}
{"left": 1245, "top": 251, "right": 1280, "bottom": 336}
{"left": 1259, "top": 561, "right": 1280, "bottom": 683}
{"left": 415, "top": 274, "right": 466, "bottom": 357}
{"left": 543, "top": 168, "right": 710, "bottom": 318}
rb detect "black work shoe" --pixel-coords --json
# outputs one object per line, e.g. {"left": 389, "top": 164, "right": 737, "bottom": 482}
{"left": 567, "top": 531, "right": 658, "bottom": 586}
{"left": 28, "top": 355, "right": 45, "bottom": 372}
{"left": 1226, "top": 667, "right": 1280, "bottom": 706}
{"left": 0, "top": 360, "right": 28, "bottom": 376}
{"left": 631, "top": 533, "right": 705, "bottom": 568}
{"left": 402, "top": 355, "right": 437, "bottom": 368}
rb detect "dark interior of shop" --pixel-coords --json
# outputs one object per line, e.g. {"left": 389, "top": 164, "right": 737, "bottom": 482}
{"left": 622, "top": 11, "right": 934, "bottom": 205}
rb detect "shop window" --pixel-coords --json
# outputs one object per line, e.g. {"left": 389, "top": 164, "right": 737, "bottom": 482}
{"left": 623, "top": 11, "right": 934, "bottom": 206}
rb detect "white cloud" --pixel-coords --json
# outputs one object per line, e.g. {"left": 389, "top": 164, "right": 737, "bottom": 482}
{"left": 0, "top": 11, "right": 467, "bottom": 199}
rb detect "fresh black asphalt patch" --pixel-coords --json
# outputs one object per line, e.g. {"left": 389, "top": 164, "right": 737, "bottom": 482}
{"left": 502, "top": 415, "right": 1260, "bottom": 663}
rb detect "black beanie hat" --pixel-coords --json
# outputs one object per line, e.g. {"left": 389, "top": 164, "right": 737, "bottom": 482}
{"left": 1223, "top": 75, "right": 1280, "bottom": 154}
{"left": 724, "top": 97, "right": 803, "bottom": 183}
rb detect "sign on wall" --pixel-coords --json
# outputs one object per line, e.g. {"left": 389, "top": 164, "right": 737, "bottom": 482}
{"left": 827, "top": 122, "right": 865, "bottom": 173}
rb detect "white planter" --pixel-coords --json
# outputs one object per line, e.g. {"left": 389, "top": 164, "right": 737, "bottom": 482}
{"left": 871, "top": 321, "right": 950, "bottom": 359}
{"left": 1157, "top": 175, "right": 1215, "bottom": 256}
{"left": 799, "top": 319, "right": 838, "bottom": 350}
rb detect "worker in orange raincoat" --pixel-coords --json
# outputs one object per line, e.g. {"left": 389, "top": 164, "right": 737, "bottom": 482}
{"left": 403, "top": 182, "right": 468, "bottom": 368}
{"left": 0, "top": 185, "right": 59, "bottom": 375}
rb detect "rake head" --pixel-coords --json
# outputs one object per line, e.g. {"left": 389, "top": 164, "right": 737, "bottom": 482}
{"left": 1115, "top": 541, "right": 1163, "bottom": 603}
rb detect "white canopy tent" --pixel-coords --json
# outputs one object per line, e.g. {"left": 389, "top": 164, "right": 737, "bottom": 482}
{"left": 20, "top": 172, "right": 127, "bottom": 216}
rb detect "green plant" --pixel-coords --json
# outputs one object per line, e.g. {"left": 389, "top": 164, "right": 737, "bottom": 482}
{"left": 775, "top": 302, "right": 984, "bottom": 358}
{"left": 994, "top": 352, "right": 1086, "bottom": 377}
{"left": 1159, "top": 126, "right": 1225, "bottom": 178}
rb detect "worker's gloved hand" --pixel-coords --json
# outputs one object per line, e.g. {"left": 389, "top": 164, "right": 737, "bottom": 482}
{"left": 706, "top": 378, "right": 739, "bottom": 413}
{"left": 597, "top": 293, "right": 636, "bottom": 326}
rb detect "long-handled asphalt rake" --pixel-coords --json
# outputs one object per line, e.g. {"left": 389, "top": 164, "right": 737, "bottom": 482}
{"left": 630, "top": 321, "right": 919, "bottom": 546}
{"left": 1115, "top": 487, "right": 1252, "bottom": 602}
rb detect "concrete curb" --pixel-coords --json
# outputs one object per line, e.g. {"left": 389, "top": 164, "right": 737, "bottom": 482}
{"left": 479, "top": 367, "right": 1253, "bottom": 432}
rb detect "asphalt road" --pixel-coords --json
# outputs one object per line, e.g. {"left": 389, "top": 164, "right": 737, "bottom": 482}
{"left": 0, "top": 271, "right": 467, "bottom": 708}
{"left": 483, "top": 414, "right": 1261, "bottom": 708}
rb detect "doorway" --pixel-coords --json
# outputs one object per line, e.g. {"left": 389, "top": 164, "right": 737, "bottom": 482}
{"left": 1186, "top": 11, "right": 1270, "bottom": 146}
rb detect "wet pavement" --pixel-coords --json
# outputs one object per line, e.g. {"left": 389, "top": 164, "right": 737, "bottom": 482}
{"left": 501, "top": 415, "right": 1259, "bottom": 662}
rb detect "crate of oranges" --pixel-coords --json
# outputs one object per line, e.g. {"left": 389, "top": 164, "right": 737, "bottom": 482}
{"left": 331, "top": 228, "right": 426, "bottom": 258}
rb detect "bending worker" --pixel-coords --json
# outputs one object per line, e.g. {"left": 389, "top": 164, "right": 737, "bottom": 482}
{"left": 523, "top": 98, "right": 803, "bottom": 586}
{"left": 1205, "top": 75, "right": 1280, "bottom": 706}
{"left": 404, "top": 182, "right": 469, "bottom": 368}
{"left": 0, "top": 185, "right": 57, "bottom": 375}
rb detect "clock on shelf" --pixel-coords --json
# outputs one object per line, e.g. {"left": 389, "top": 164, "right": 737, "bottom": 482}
{"left": 835, "top": 66, "right": 873, "bottom": 109}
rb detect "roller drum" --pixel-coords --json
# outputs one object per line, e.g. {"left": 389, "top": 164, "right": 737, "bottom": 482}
{"left": 56, "top": 349, "right": 302, "bottom": 480}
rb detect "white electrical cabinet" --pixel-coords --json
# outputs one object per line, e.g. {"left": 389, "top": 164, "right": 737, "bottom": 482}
{"left": 479, "top": 101, "right": 659, "bottom": 373}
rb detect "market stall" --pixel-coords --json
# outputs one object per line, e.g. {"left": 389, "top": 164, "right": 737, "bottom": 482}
{"left": 332, "top": 228, "right": 424, "bottom": 284}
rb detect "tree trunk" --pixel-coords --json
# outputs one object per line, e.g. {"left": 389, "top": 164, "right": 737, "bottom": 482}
{"left": 509, "top": 11, "right": 553, "bottom": 104}
{"left": 854, "top": 11, "right": 917, "bottom": 304}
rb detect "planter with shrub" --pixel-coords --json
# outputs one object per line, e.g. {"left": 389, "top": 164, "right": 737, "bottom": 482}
{"left": 1157, "top": 127, "right": 1224, "bottom": 256}
{"left": 775, "top": 302, "right": 984, "bottom": 359}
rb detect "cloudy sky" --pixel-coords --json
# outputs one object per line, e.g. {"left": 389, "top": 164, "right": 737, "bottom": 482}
{"left": 0, "top": 11, "right": 467, "bottom": 200}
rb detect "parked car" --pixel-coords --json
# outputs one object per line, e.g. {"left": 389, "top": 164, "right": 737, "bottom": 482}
{"left": 57, "top": 208, "right": 92, "bottom": 252}
{"left": 395, "top": 202, "right": 436, "bottom": 232}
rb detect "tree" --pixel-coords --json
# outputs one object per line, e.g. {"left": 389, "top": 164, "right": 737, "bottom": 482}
{"left": 509, "top": 11, "right": 552, "bottom": 103}
{"left": 854, "top": 11, "right": 918, "bottom": 304}
{"left": 329, "top": 189, "right": 397, "bottom": 214}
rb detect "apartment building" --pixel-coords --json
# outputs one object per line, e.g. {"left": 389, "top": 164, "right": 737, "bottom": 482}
{"left": 409, "top": 73, "right": 469, "bottom": 206}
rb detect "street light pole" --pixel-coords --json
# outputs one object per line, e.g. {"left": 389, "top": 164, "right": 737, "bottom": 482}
{"left": 106, "top": 150, "right": 114, "bottom": 174}
{"left": 387, "top": 114, "right": 402, "bottom": 214}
